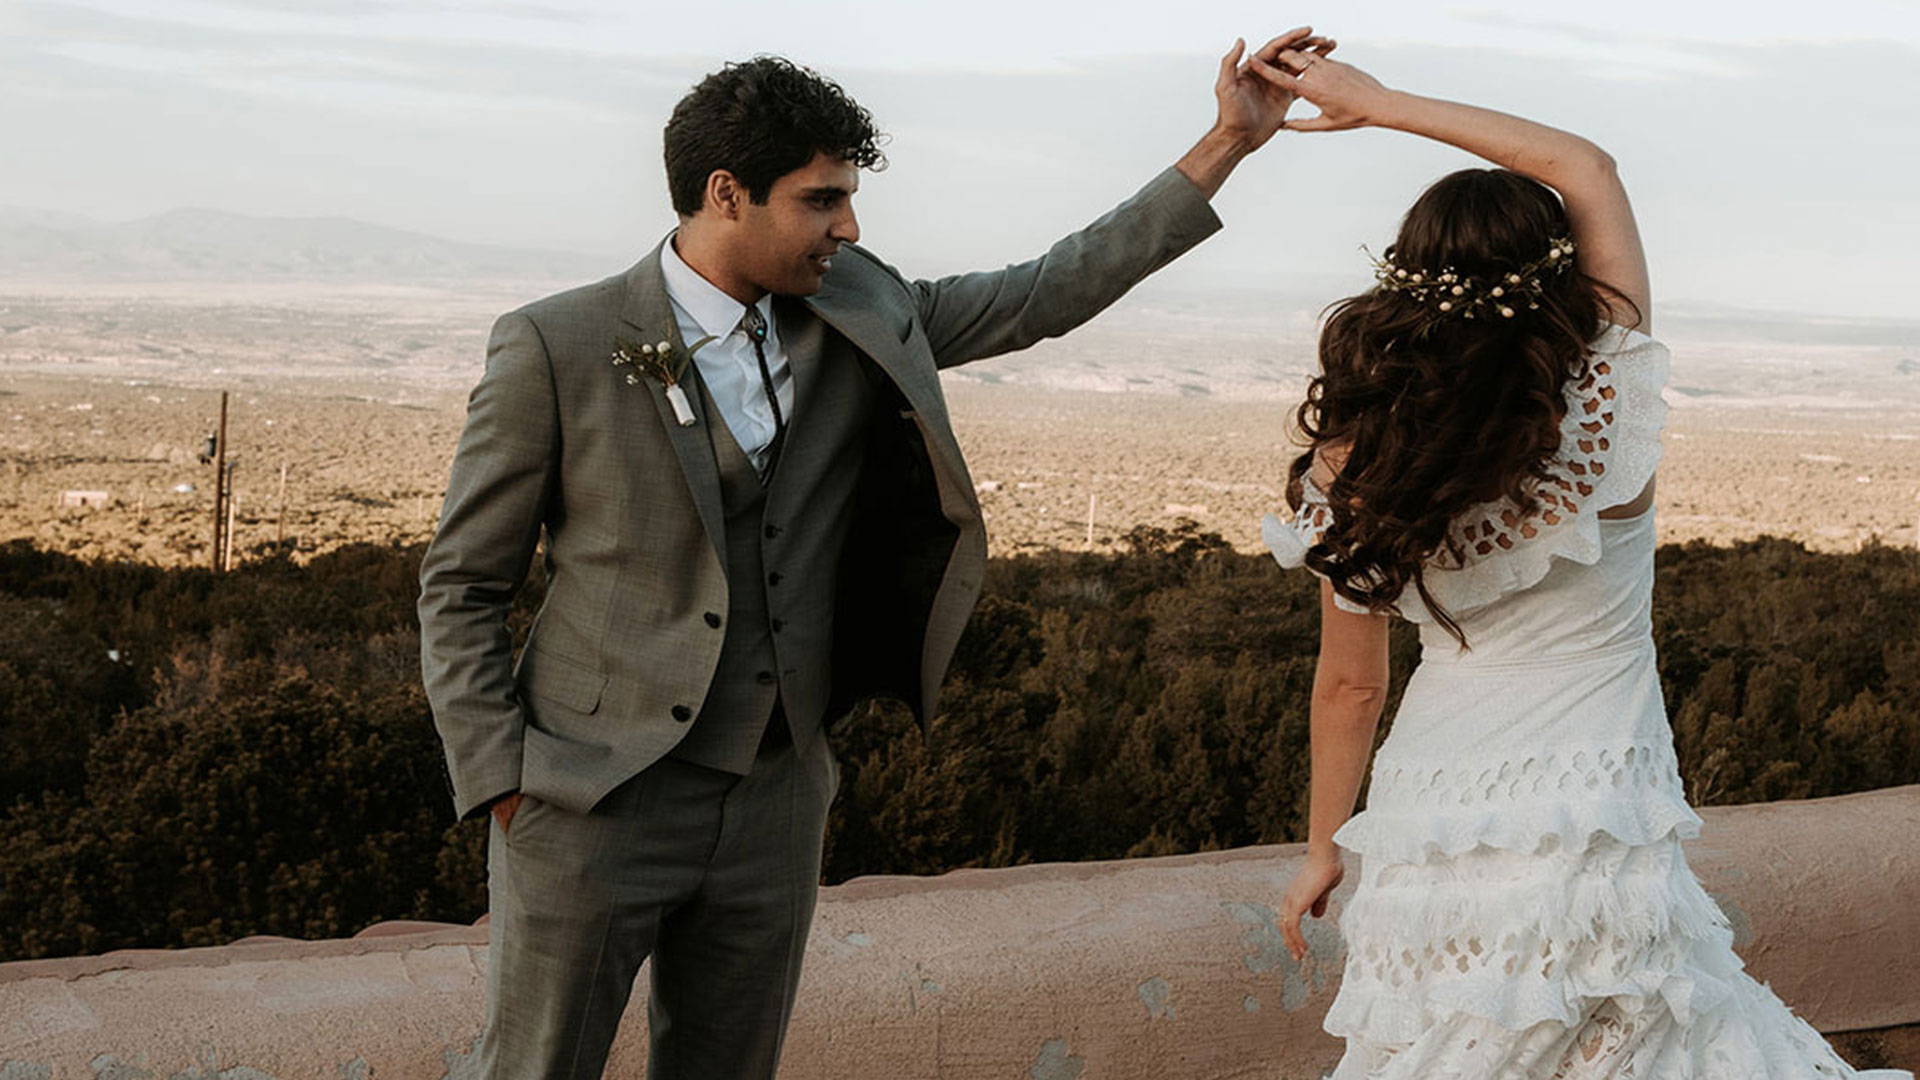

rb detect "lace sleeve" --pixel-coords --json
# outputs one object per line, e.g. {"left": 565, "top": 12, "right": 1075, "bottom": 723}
{"left": 1259, "top": 323, "right": 1671, "bottom": 623}
{"left": 1260, "top": 472, "right": 1378, "bottom": 616}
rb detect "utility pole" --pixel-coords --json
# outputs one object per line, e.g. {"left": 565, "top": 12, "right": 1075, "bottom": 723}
{"left": 275, "top": 462, "right": 289, "bottom": 548}
{"left": 210, "top": 391, "right": 229, "bottom": 573}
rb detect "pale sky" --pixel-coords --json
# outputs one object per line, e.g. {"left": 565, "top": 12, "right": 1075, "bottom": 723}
{"left": 4, "top": 0, "right": 1919, "bottom": 318}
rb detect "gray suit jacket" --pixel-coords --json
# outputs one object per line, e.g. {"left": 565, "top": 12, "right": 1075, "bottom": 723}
{"left": 419, "top": 166, "right": 1222, "bottom": 820}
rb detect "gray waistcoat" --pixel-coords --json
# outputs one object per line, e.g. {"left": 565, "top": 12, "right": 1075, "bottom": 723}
{"left": 666, "top": 300, "right": 875, "bottom": 774}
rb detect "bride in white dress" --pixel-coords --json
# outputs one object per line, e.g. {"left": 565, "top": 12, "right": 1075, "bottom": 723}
{"left": 1246, "top": 45, "right": 1913, "bottom": 1080}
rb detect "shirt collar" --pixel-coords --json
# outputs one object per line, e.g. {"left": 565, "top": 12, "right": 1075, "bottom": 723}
{"left": 660, "top": 232, "right": 777, "bottom": 345}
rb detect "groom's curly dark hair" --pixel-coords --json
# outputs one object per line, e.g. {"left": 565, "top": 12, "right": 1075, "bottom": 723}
{"left": 664, "top": 56, "right": 887, "bottom": 216}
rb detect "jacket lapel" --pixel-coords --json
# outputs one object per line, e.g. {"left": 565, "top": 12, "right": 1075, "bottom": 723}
{"left": 772, "top": 294, "right": 820, "bottom": 421}
{"left": 802, "top": 290, "right": 971, "bottom": 487}
{"left": 620, "top": 238, "right": 726, "bottom": 565}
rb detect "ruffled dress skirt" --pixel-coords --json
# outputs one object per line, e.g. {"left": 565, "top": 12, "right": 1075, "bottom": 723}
{"left": 1322, "top": 660, "right": 1911, "bottom": 1080}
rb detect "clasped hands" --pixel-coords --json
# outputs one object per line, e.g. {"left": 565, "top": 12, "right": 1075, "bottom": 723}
{"left": 1209, "top": 26, "right": 1337, "bottom": 151}
{"left": 1212, "top": 24, "right": 1405, "bottom": 146}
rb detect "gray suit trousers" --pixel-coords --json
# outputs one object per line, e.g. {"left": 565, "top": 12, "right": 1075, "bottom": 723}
{"left": 480, "top": 716, "right": 840, "bottom": 1079}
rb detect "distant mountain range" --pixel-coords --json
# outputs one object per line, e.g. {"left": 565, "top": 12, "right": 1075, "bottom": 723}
{"left": 0, "top": 206, "right": 609, "bottom": 284}
{"left": 2, "top": 205, "right": 1916, "bottom": 364}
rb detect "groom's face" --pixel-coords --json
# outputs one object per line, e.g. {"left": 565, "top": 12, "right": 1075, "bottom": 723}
{"left": 735, "top": 152, "right": 861, "bottom": 297}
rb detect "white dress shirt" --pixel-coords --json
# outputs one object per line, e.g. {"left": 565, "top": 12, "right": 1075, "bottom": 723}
{"left": 659, "top": 235, "right": 795, "bottom": 474}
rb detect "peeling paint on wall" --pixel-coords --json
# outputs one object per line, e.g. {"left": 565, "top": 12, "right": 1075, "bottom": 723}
{"left": 1242, "top": 995, "right": 1260, "bottom": 1013}
{"left": 104, "top": 1049, "right": 282, "bottom": 1080}
{"left": 1136, "top": 976, "right": 1175, "bottom": 1020}
{"left": 900, "top": 962, "right": 945, "bottom": 1014}
{"left": 1029, "top": 1037, "right": 1085, "bottom": 1080}
{"left": 89, "top": 1055, "right": 155, "bottom": 1080}
{"left": 1221, "top": 899, "right": 1345, "bottom": 1011}
{"left": 338, "top": 1058, "right": 371, "bottom": 1080}
{"left": 1284, "top": 919, "right": 1346, "bottom": 1012}
{"left": 85, "top": 1052, "right": 283, "bottom": 1080}
{"left": 0, "top": 1062, "right": 53, "bottom": 1080}
{"left": 817, "top": 928, "right": 878, "bottom": 958}
{"left": 1222, "top": 900, "right": 1294, "bottom": 974}
{"left": 438, "top": 1033, "right": 484, "bottom": 1080}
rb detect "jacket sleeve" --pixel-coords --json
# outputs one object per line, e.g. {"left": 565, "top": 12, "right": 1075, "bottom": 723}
{"left": 903, "top": 166, "right": 1223, "bottom": 370}
{"left": 417, "top": 311, "right": 559, "bottom": 820}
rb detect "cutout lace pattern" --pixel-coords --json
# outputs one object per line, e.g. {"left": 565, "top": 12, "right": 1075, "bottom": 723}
{"left": 1372, "top": 745, "right": 1678, "bottom": 812}
{"left": 1288, "top": 353, "right": 1624, "bottom": 568}
{"left": 1440, "top": 358, "right": 1618, "bottom": 566}
{"left": 1262, "top": 325, "right": 1670, "bottom": 622}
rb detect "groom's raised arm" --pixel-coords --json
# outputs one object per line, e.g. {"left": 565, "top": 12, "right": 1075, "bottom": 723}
{"left": 899, "top": 165, "right": 1223, "bottom": 370}
{"left": 881, "top": 28, "right": 1331, "bottom": 370}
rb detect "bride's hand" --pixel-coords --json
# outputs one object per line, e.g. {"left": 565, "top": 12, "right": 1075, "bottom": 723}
{"left": 1248, "top": 49, "right": 1397, "bottom": 133}
{"left": 1211, "top": 28, "right": 1337, "bottom": 151}
{"left": 1278, "top": 851, "right": 1345, "bottom": 962}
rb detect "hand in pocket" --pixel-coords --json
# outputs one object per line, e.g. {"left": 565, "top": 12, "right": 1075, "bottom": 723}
{"left": 491, "top": 792, "right": 525, "bottom": 835}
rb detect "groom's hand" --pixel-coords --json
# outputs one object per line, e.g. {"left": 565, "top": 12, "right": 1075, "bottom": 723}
{"left": 490, "top": 791, "right": 524, "bottom": 833}
{"left": 1176, "top": 27, "right": 1336, "bottom": 197}
{"left": 1216, "top": 27, "right": 1335, "bottom": 151}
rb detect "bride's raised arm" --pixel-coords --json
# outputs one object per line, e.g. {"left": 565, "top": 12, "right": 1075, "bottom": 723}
{"left": 1250, "top": 48, "right": 1651, "bottom": 333}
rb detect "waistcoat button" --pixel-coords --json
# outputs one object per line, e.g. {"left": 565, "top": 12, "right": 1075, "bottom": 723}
{"left": 703, "top": 611, "right": 722, "bottom": 628}
{"left": 671, "top": 705, "right": 693, "bottom": 722}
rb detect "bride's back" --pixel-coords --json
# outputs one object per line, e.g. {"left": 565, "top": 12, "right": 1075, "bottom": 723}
{"left": 1268, "top": 319, "right": 1672, "bottom": 665}
{"left": 1403, "top": 320, "right": 1671, "bottom": 667}
{"left": 1279, "top": 168, "right": 1646, "bottom": 650}
{"left": 1424, "top": 508, "right": 1654, "bottom": 666}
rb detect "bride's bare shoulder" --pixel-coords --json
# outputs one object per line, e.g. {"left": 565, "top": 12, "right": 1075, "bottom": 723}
{"left": 1308, "top": 440, "right": 1352, "bottom": 490}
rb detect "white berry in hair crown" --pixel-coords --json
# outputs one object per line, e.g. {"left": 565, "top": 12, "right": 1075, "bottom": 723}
{"left": 1365, "top": 237, "right": 1577, "bottom": 321}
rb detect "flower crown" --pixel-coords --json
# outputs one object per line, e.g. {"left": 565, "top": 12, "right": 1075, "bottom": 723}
{"left": 1368, "top": 236, "right": 1577, "bottom": 319}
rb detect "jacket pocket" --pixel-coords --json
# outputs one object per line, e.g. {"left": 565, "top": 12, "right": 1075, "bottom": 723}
{"left": 516, "top": 643, "right": 609, "bottom": 715}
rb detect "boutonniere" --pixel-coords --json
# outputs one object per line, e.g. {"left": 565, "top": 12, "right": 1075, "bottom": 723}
{"left": 611, "top": 334, "right": 716, "bottom": 428}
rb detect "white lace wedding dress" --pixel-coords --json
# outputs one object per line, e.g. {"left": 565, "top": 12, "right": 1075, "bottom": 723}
{"left": 1262, "top": 324, "right": 1911, "bottom": 1079}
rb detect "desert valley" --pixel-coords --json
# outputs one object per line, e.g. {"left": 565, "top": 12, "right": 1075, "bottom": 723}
{"left": 2, "top": 209, "right": 1916, "bottom": 567}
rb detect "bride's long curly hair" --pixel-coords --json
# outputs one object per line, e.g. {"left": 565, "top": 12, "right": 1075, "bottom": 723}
{"left": 1286, "top": 168, "right": 1637, "bottom": 647}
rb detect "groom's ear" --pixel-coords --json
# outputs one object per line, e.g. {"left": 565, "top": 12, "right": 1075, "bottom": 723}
{"left": 703, "top": 169, "right": 746, "bottom": 221}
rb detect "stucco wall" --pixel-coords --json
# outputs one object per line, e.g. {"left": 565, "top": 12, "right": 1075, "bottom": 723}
{"left": 3, "top": 784, "right": 1916, "bottom": 1078}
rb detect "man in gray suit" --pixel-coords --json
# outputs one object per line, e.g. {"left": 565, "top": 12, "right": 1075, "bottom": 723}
{"left": 420, "top": 31, "right": 1326, "bottom": 1079}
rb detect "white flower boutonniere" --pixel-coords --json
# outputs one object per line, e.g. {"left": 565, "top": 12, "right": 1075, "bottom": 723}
{"left": 611, "top": 334, "right": 717, "bottom": 428}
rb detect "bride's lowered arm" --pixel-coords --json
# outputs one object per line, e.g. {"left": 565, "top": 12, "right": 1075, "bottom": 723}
{"left": 1250, "top": 47, "right": 1651, "bottom": 334}
{"left": 1277, "top": 449, "right": 1393, "bottom": 963}
{"left": 1310, "top": 579, "right": 1393, "bottom": 829}
{"left": 1277, "top": 580, "right": 1392, "bottom": 962}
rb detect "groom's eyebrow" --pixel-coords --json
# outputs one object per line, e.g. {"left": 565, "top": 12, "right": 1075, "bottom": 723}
{"left": 798, "top": 184, "right": 855, "bottom": 199}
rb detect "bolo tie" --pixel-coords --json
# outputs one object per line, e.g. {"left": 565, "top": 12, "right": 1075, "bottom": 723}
{"left": 739, "top": 304, "right": 787, "bottom": 482}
